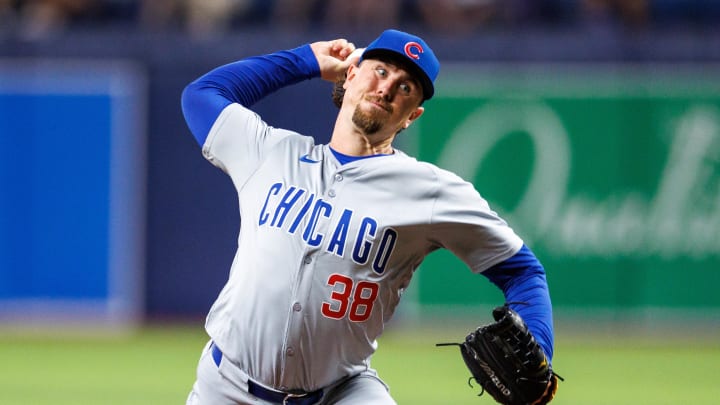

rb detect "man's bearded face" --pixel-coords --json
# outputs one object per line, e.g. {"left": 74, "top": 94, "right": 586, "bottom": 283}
{"left": 351, "top": 96, "right": 393, "bottom": 135}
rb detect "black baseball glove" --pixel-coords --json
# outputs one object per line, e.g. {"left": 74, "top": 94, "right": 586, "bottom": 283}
{"left": 437, "top": 305, "right": 562, "bottom": 404}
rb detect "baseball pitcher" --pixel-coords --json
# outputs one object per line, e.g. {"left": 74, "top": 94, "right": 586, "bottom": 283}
{"left": 181, "top": 29, "right": 557, "bottom": 404}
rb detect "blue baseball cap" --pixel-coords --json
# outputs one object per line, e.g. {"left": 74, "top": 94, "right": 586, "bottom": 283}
{"left": 360, "top": 29, "right": 440, "bottom": 101}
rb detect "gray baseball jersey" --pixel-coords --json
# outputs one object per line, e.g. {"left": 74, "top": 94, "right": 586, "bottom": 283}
{"left": 202, "top": 102, "right": 523, "bottom": 392}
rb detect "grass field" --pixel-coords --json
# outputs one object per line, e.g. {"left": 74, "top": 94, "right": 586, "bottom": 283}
{"left": 0, "top": 323, "right": 718, "bottom": 405}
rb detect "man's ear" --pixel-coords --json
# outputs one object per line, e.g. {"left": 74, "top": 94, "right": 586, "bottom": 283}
{"left": 343, "top": 63, "right": 358, "bottom": 90}
{"left": 404, "top": 106, "right": 425, "bottom": 128}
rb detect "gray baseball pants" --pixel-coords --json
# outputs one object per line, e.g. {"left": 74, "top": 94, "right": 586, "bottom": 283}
{"left": 186, "top": 341, "right": 397, "bottom": 405}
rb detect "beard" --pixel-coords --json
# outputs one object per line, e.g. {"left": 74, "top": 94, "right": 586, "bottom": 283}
{"left": 351, "top": 97, "right": 393, "bottom": 135}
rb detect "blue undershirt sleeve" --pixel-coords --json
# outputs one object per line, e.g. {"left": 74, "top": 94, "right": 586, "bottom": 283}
{"left": 482, "top": 244, "right": 555, "bottom": 361}
{"left": 181, "top": 44, "right": 321, "bottom": 145}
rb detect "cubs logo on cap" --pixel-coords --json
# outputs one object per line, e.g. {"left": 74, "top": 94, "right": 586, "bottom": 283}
{"left": 360, "top": 29, "right": 440, "bottom": 100}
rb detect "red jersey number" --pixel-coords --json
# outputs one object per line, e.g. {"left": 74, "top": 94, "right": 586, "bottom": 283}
{"left": 321, "top": 273, "right": 379, "bottom": 322}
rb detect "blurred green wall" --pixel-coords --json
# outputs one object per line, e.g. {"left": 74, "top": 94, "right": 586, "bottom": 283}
{"left": 409, "top": 65, "right": 720, "bottom": 318}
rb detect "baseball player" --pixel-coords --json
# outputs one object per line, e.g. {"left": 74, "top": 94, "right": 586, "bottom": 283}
{"left": 181, "top": 29, "right": 555, "bottom": 404}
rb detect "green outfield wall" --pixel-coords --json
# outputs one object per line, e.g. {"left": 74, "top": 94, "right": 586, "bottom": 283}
{"left": 408, "top": 65, "right": 720, "bottom": 317}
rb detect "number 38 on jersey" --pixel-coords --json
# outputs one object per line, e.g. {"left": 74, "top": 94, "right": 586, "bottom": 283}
{"left": 321, "top": 273, "right": 380, "bottom": 322}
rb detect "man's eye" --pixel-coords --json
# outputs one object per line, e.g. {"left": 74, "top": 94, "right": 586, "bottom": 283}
{"left": 376, "top": 68, "right": 387, "bottom": 76}
{"left": 400, "top": 83, "right": 411, "bottom": 94}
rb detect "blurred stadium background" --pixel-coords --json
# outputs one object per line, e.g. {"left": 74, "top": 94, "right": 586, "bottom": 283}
{"left": 1, "top": 0, "right": 720, "bottom": 404}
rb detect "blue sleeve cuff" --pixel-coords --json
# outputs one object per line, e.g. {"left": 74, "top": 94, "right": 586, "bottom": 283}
{"left": 482, "top": 244, "right": 555, "bottom": 361}
{"left": 181, "top": 44, "right": 320, "bottom": 145}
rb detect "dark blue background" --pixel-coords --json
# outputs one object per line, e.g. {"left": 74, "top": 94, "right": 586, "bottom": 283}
{"left": 0, "top": 94, "right": 110, "bottom": 299}
{"left": 2, "top": 28, "right": 719, "bottom": 319}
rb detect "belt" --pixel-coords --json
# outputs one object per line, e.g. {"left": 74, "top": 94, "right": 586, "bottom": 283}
{"left": 210, "top": 342, "right": 324, "bottom": 405}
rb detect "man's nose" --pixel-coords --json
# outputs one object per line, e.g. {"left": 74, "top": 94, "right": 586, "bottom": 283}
{"left": 376, "top": 81, "right": 395, "bottom": 100}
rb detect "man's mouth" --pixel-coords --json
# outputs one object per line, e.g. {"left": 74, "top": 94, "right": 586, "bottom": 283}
{"left": 366, "top": 97, "right": 392, "bottom": 113}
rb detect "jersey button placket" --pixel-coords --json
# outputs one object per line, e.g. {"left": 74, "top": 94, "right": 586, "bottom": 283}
{"left": 328, "top": 171, "right": 344, "bottom": 198}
